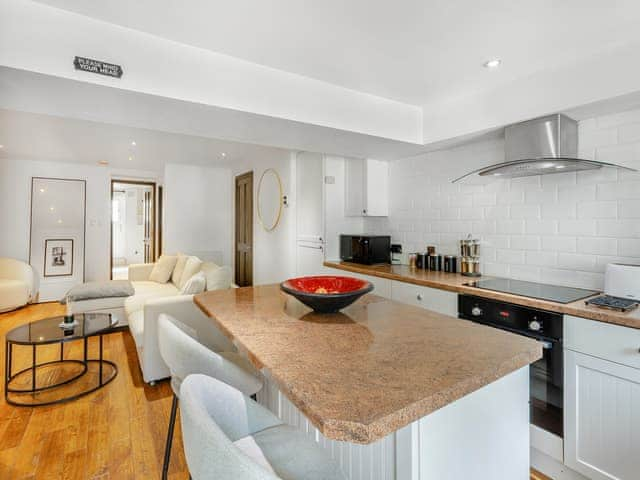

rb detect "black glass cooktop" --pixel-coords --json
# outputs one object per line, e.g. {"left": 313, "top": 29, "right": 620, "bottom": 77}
{"left": 466, "top": 278, "right": 599, "bottom": 304}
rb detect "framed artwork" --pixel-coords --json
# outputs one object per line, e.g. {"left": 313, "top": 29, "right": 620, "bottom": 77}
{"left": 44, "top": 239, "right": 74, "bottom": 277}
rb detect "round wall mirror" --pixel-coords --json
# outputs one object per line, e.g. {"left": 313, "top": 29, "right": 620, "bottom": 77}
{"left": 257, "top": 168, "right": 283, "bottom": 231}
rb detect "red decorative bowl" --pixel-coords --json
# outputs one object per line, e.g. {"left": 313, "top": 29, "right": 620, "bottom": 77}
{"left": 280, "top": 276, "right": 374, "bottom": 313}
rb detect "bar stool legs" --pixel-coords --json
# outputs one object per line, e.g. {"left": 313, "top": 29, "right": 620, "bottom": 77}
{"left": 162, "top": 394, "right": 179, "bottom": 480}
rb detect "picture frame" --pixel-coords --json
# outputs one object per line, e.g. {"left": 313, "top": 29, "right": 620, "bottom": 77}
{"left": 44, "top": 239, "right": 74, "bottom": 277}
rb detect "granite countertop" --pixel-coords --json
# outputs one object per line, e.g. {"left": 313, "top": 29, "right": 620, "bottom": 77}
{"left": 194, "top": 285, "right": 541, "bottom": 444}
{"left": 324, "top": 261, "right": 640, "bottom": 330}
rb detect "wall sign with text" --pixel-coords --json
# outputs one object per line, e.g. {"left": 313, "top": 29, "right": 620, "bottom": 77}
{"left": 73, "top": 56, "right": 123, "bottom": 78}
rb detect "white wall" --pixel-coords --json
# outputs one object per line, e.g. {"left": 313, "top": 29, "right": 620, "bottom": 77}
{"left": 0, "top": 0, "right": 421, "bottom": 144}
{"left": 366, "top": 108, "right": 640, "bottom": 290}
{"left": 231, "top": 150, "right": 296, "bottom": 285}
{"left": 163, "top": 163, "right": 232, "bottom": 266}
{"left": 0, "top": 158, "right": 160, "bottom": 289}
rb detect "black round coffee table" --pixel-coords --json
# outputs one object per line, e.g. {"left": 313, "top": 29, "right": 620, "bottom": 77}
{"left": 5, "top": 312, "right": 118, "bottom": 407}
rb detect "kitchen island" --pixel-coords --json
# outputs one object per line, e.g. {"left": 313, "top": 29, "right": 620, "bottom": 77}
{"left": 195, "top": 285, "right": 541, "bottom": 480}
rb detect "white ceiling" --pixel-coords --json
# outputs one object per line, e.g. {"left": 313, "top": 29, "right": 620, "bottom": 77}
{"left": 0, "top": 108, "right": 289, "bottom": 170}
{"left": 33, "top": 0, "right": 640, "bottom": 105}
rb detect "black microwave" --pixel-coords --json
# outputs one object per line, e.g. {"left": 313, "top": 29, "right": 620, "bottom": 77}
{"left": 340, "top": 235, "right": 391, "bottom": 265}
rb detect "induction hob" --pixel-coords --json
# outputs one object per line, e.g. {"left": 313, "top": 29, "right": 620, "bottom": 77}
{"left": 466, "top": 278, "right": 599, "bottom": 304}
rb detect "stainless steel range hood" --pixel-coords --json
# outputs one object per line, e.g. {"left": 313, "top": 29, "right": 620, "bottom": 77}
{"left": 452, "top": 114, "right": 636, "bottom": 182}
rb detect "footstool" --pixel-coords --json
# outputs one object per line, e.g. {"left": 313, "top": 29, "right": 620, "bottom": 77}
{"left": 62, "top": 280, "right": 135, "bottom": 327}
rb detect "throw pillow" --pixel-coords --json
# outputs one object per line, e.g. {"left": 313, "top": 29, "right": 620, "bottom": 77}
{"left": 148, "top": 255, "right": 177, "bottom": 283}
{"left": 171, "top": 252, "right": 188, "bottom": 286}
{"left": 201, "top": 263, "right": 233, "bottom": 291}
{"left": 180, "top": 271, "right": 206, "bottom": 295}
{"left": 178, "top": 256, "right": 204, "bottom": 290}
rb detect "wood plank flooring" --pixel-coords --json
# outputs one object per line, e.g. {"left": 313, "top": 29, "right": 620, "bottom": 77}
{"left": 0, "top": 303, "right": 552, "bottom": 479}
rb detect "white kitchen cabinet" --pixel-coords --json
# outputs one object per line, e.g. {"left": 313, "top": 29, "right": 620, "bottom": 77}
{"left": 323, "top": 266, "right": 392, "bottom": 299}
{"left": 391, "top": 281, "right": 458, "bottom": 316}
{"left": 344, "top": 158, "right": 388, "bottom": 217}
{"left": 564, "top": 315, "right": 640, "bottom": 480}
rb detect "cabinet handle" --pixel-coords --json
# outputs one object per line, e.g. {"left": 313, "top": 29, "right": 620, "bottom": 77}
{"left": 363, "top": 209, "right": 367, "bottom": 215}
{"left": 416, "top": 293, "right": 423, "bottom": 301}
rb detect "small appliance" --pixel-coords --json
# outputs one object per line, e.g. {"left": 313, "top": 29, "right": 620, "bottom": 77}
{"left": 339, "top": 235, "right": 391, "bottom": 265}
{"left": 585, "top": 264, "right": 640, "bottom": 312}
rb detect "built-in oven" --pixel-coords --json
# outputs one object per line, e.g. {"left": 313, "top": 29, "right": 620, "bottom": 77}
{"left": 458, "top": 295, "right": 563, "bottom": 438}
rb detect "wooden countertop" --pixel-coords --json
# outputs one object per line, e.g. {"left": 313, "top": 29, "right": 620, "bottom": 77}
{"left": 324, "top": 261, "right": 640, "bottom": 330}
{"left": 194, "top": 285, "right": 541, "bottom": 444}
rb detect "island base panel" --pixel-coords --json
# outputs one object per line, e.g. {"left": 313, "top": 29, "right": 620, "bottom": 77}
{"left": 257, "top": 366, "right": 530, "bottom": 480}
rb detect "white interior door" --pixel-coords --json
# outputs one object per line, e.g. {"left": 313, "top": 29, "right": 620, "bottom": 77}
{"left": 296, "top": 242, "right": 325, "bottom": 276}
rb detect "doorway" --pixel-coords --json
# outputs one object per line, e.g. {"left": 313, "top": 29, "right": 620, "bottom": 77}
{"left": 110, "top": 180, "right": 157, "bottom": 280}
{"left": 235, "top": 171, "right": 253, "bottom": 286}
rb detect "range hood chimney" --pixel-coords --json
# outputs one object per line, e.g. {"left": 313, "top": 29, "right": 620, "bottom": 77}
{"left": 452, "top": 114, "right": 636, "bottom": 182}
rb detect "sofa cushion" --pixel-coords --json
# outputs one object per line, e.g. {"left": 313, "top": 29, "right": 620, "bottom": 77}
{"left": 171, "top": 253, "right": 188, "bottom": 286}
{"left": 128, "top": 309, "right": 145, "bottom": 347}
{"left": 178, "top": 256, "right": 203, "bottom": 290}
{"left": 63, "top": 280, "right": 134, "bottom": 302}
{"left": 201, "top": 263, "right": 232, "bottom": 291}
{"left": 125, "top": 281, "right": 180, "bottom": 315}
{"left": 149, "top": 255, "right": 178, "bottom": 283}
{"left": 180, "top": 271, "right": 206, "bottom": 295}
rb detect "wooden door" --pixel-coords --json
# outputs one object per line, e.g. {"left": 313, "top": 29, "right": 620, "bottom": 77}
{"left": 235, "top": 172, "right": 253, "bottom": 286}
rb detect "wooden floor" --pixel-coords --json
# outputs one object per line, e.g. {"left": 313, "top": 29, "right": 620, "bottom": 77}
{"left": 0, "top": 303, "right": 552, "bottom": 479}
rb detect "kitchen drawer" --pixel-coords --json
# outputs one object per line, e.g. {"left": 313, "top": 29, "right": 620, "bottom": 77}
{"left": 391, "top": 281, "right": 457, "bottom": 317}
{"left": 564, "top": 314, "right": 640, "bottom": 370}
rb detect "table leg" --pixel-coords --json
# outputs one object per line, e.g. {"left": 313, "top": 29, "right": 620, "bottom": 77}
{"left": 4, "top": 341, "right": 10, "bottom": 398}
{"left": 31, "top": 345, "right": 36, "bottom": 392}
{"left": 84, "top": 337, "right": 88, "bottom": 363}
{"left": 60, "top": 342, "right": 64, "bottom": 362}
{"left": 99, "top": 335, "right": 103, "bottom": 386}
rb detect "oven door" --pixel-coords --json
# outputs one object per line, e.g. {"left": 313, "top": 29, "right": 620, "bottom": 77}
{"left": 530, "top": 337, "right": 563, "bottom": 438}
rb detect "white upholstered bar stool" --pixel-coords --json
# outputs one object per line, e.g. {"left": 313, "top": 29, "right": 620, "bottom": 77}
{"left": 180, "top": 374, "right": 348, "bottom": 480}
{"left": 157, "top": 314, "right": 263, "bottom": 480}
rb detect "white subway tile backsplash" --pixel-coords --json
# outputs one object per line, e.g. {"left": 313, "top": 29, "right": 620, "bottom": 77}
{"left": 558, "top": 219, "right": 597, "bottom": 236}
{"left": 596, "top": 219, "right": 640, "bottom": 238}
{"left": 525, "top": 251, "right": 558, "bottom": 267}
{"left": 510, "top": 235, "right": 541, "bottom": 251}
{"left": 558, "top": 185, "right": 596, "bottom": 203}
{"left": 496, "top": 219, "right": 525, "bottom": 235}
{"left": 497, "top": 249, "right": 525, "bottom": 265}
{"left": 617, "top": 239, "right": 640, "bottom": 256}
{"left": 497, "top": 191, "right": 525, "bottom": 205}
{"left": 542, "top": 236, "right": 576, "bottom": 252}
{"left": 557, "top": 253, "right": 598, "bottom": 272}
{"left": 510, "top": 204, "right": 541, "bottom": 219}
{"left": 382, "top": 108, "right": 640, "bottom": 290}
{"left": 576, "top": 201, "right": 617, "bottom": 219}
{"left": 525, "top": 220, "right": 558, "bottom": 235}
{"left": 597, "top": 181, "right": 640, "bottom": 200}
{"left": 618, "top": 200, "right": 640, "bottom": 218}
{"left": 577, "top": 237, "right": 617, "bottom": 255}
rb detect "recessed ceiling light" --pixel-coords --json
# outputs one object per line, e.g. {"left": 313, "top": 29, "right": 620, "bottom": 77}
{"left": 39, "top": 188, "right": 46, "bottom": 193}
{"left": 483, "top": 59, "right": 502, "bottom": 69}
{"left": 221, "top": 152, "right": 227, "bottom": 157}
{"left": 57, "top": 219, "right": 63, "bottom": 224}
{"left": 98, "top": 160, "right": 109, "bottom": 166}
{"left": 128, "top": 156, "right": 133, "bottom": 161}
{"left": 541, "top": 162, "right": 556, "bottom": 169}
{"left": 49, "top": 206, "right": 55, "bottom": 211}
{"left": 0, "top": 144, "right": 4, "bottom": 149}
{"left": 555, "top": 165, "right": 566, "bottom": 169}
{"left": 131, "top": 141, "right": 137, "bottom": 146}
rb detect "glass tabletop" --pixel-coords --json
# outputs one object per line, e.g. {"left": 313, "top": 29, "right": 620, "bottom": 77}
{"left": 5, "top": 313, "right": 117, "bottom": 345}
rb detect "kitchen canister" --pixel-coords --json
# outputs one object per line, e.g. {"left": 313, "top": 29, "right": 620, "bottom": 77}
{"left": 444, "top": 255, "right": 457, "bottom": 273}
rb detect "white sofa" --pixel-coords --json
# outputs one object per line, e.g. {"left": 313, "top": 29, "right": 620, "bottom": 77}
{"left": 0, "top": 258, "right": 38, "bottom": 313}
{"left": 125, "top": 259, "right": 236, "bottom": 384}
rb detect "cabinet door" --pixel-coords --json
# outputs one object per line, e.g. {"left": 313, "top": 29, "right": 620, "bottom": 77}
{"left": 296, "top": 152, "right": 324, "bottom": 241}
{"left": 565, "top": 349, "right": 640, "bottom": 480}
{"left": 391, "top": 281, "right": 458, "bottom": 316}
{"left": 364, "top": 159, "right": 389, "bottom": 217}
{"left": 344, "top": 157, "right": 365, "bottom": 216}
{"left": 296, "top": 242, "right": 325, "bottom": 276}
